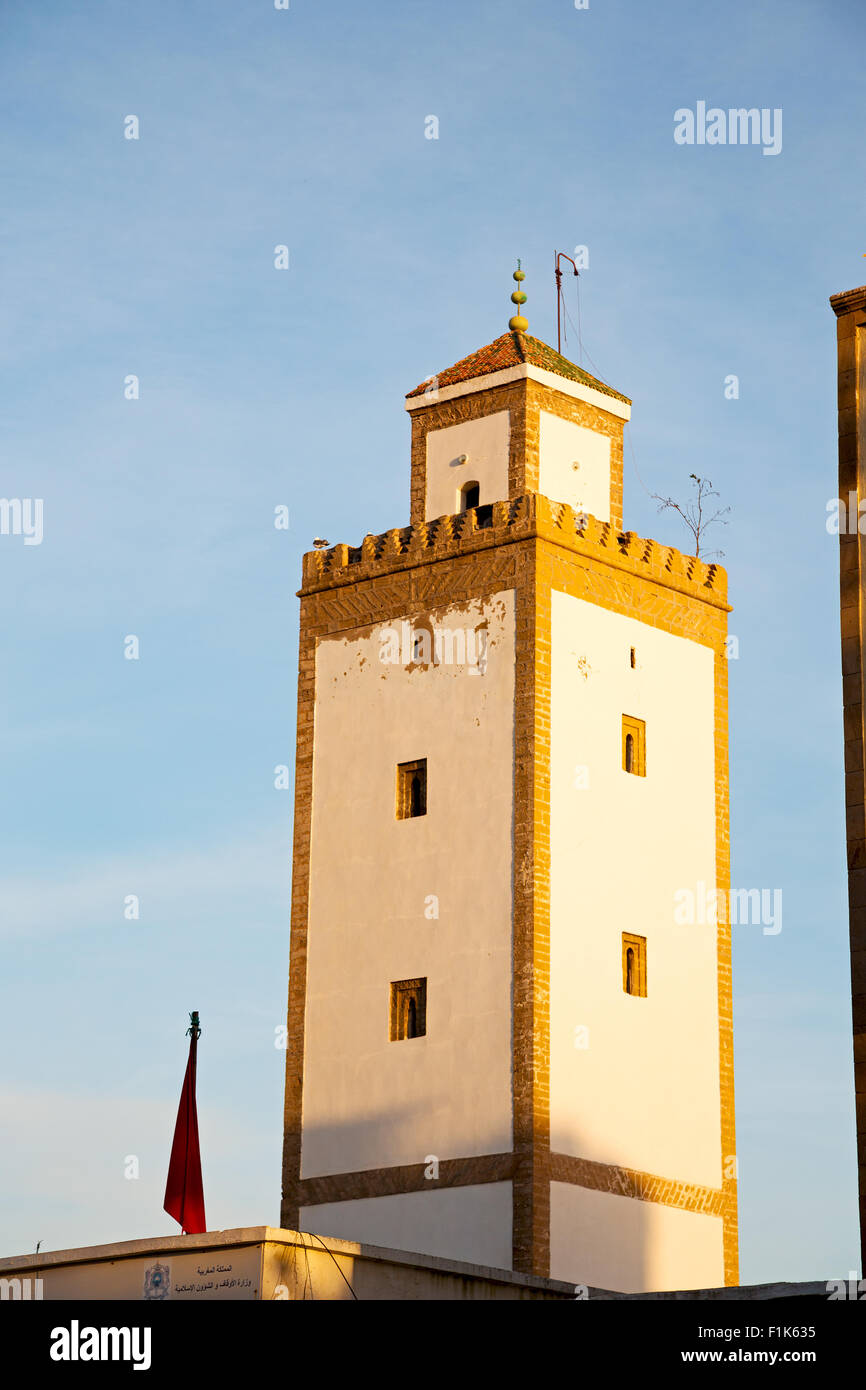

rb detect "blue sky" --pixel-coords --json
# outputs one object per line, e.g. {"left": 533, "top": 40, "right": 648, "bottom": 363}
{"left": 1, "top": 0, "right": 864, "bottom": 1283}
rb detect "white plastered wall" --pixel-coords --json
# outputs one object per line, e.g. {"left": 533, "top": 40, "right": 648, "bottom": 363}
{"left": 301, "top": 1183, "right": 513, "bottom": 1271}
{"left": 550, "top": 1184, "right": 724, "bottom": 1292}
{"left": 549, "top": 591, "right": 721, "bottom": 1190}
{"left": 538, "top": 410, "right": 611, "bottom": 521}
{"left": 301, "top": 591, "right": 515, "bottom": 1194}
{"left": 424, "top": 410, "right": 510, "bottom": 520}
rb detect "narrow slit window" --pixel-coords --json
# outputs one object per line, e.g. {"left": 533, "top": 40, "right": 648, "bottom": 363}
{"left": 396, "top": 758, "right": 427, "bottom": 819}
{"left": 409, "top": 624, "right": 432, "bottom": 664}
{"left": 621, "top": 715, "right": 646, "bottom": 776}
{"left": 460, "top": 481, "right": 480, "bottom": 511}
{"left": 390, "top": 978, "right": 427, "bottom": 1040}
{"left": 622, "top": 934, "right": 647, "bottom": 997}
{"left": 630, "top": 646, "right": 636, "bottom": 669}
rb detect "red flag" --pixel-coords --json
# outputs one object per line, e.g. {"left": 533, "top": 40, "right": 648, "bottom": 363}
{"left": 163, "top": 1013, "right": 206, "bottom": 1234}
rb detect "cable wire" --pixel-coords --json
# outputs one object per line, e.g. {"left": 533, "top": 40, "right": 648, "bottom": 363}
{"left": 559, "top": 280, "right": 656, "bottom": 507}
{"left": 303, "top": 1230, "right": 359, "bottom": 1300}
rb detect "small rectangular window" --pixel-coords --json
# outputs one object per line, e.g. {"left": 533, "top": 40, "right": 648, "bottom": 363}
{"left": 622, "top": 715, "right": 646, "bottom": 776}
{"left": 396, "top": 758, "right": 427, "bottom": 819}
{"left": 390, "top": 978, "right": 427, "bottom": 1040}
{"left": 630, "top": 646, "right": 636, "bottom": 668}
{"left": 622, "top": 934, "right": 647, "bottom": 997}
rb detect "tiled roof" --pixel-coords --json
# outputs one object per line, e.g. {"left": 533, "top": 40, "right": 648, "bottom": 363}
{"left": 406, "top": 331, "right": 630, "bottom": 404}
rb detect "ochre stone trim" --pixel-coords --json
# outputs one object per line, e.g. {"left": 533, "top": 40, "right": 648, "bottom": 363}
{"left": 715, "top": 648, "right": 738, "bottom": 1284}
{"left": 549, "top": 1154, "right": 728, "bottom": 1219}
{"left": 299, "top": 547, "right": 525, "bottom": 642}
{"left": 296, "top": 1154, "right": 515, "bottom": 1208}
{"left": 830, "top": 284, "right": 866, "bottom": 317}
{"left": 532, "top": 572, "right": 553, "bottom": 1275}
{"left": 294, "top": 1150, "right": 727, "bottom": 1225}
{"left": 280, "top": 624, "right": 316, "bottom": 1232}
{"left": 511, "top": 558, "right": 551, "bottom": 1276}
{"left": 537, "top": 542, "right": 727, "bottom": 655}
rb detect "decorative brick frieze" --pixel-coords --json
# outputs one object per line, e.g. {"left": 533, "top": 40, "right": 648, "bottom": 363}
{"left": 301, "top": 493, "right": 728, "bottom": 614}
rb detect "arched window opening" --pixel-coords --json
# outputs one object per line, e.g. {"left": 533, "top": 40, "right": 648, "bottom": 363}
{"left": 460, "top": 481, "right": 480, "bottom": 511}
{"left": 622, "top": 715, "right": 646, "bottom": 776}
{"left": 622, "top": 934, "right": 647, "bottom": 997}
{"left": 390, "top": 978, "right": 427, "bottom": 1041}
{"left": 396, "top": 759, "right": 427, "bottom": 819}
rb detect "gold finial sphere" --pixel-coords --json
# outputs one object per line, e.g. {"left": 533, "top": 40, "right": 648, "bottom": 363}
{"left": 509, "top": 261, "right": 528, "bottom": 333}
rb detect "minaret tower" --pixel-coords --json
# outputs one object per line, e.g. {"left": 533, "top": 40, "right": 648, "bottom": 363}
{"left": 281, "top": 270, "right": 737, "bottom": 1292}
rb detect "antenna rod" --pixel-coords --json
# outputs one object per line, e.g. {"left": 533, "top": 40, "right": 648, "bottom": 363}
{"left": 554, "top": 251, "right": 579, "bottom": 355}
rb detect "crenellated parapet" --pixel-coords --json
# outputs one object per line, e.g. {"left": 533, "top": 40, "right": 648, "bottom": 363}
{"left": 301, "top": 493, "right": 728, "bottom": 608}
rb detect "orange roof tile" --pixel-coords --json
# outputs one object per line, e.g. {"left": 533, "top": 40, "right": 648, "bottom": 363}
{"left": 406, "top": 331, "right": 630, "bottom": 404}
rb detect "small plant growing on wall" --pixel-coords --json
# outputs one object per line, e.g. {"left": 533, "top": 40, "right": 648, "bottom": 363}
{"left": 652, "top": 473, "right": 730, "bottom": 559}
